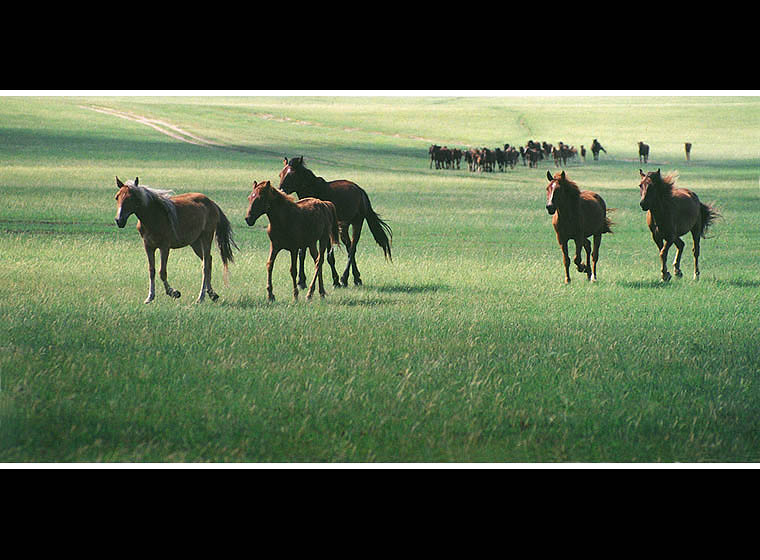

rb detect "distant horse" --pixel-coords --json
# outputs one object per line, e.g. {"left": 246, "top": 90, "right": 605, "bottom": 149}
{"left": 113, "top": 176, "right": 237, "bottom": 303}
{"left": 684, "top": 142, "right": 692, "bottom": 162}
{"left": 545, "top": 170, "right": 613, "bottom": 283}
{"left": 278, "top": 156, "right": 392, "bottom": 288}
{"left": 638, "top": 169, "right": 719, "bottom": 281}
{"left": 591, "top": 139, "right": 606, "bottom": 161}
{"left": 245, "top": 180, "right": 339, "bottom": 301}
{"left": 638, "top": 141, "right": 650, "bottom": 163}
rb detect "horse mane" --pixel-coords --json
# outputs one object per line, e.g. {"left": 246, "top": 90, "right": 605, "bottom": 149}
{"left": 126, "top": 180, "right": 180, "bottom": 235}
{"left": 652, "top": 170, "right": 679, "bottom": 199}
{"left": 552, "top": 172, "right": 581, "bottom": 199}
{"left": 290, "top": 157, "right": 330, "bottom": 190}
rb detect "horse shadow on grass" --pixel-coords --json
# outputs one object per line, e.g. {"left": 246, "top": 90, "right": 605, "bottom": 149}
{"left": 617, "top": 277, "right": 760, "bottom": 289}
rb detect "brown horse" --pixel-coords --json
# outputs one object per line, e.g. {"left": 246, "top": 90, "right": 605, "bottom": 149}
{"left": 278, "top": 156, "right": 392, "bottom": 288}
{"left": 114, "top": 176, "right": 237, "bottom": 303}
{"left": 638, "top": 169, "right": 719, "bottom": 282}
{"left": 545, "top": 170, "right": 613, "bottom": 283}
{"left": 245, "top": 180, "right": 340, "bottom": 302}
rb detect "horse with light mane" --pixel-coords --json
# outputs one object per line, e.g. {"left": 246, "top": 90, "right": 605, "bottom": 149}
{"left": 638, "top": 169, "right": 719, "bottom": 281}
{"left": 113, "top": 176, "right": 237, "bottom": 303}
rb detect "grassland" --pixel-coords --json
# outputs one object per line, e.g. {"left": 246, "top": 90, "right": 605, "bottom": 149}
{"left": 1, "top": 94, "right": 759, "bottom": 463}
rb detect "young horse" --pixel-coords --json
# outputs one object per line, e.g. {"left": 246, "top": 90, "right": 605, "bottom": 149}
{"left": 114, "top": 176, "right": 238, "bottom": 303}
{"left": 638, "top": 169, "right": 720, "bottom": 282}
{"left": 278, "top": 156, "right": 392, "bottom": 289}
{"left": 245, "top": 180, "right": 340, "bottom": 302}
{"left": 545, "top": 170, "right": 613, "bottom": 283}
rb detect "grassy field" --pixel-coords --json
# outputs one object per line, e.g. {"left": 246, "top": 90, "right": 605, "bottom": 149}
{"left": 1, "top": 94, "right": 759, "bottom": 463}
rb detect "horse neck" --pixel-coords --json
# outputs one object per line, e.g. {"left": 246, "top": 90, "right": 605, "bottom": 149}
{"left": 265, "top": 192, "right": 299, "bottom": 228}
{"left": 133, "top": 197, "right": 166, "bottom": 230}
{"left": 295, "top": 170, "right": 328, "bottom": 198}
{"left": 648, "top": 190, "right": 673, "bottom": 223}
{"left": 555, "top": 188, "right": 581, "bottom": 219}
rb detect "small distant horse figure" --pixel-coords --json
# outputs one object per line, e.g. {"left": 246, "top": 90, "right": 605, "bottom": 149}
{"left": 638, "top": 169, "right": 720, "bottom": 282}
{"left": 638, "top": 141, "right": 650, "bottom": 163}
{"left": 591, "top": 139, "right": 606, "bottom": 161}
{"left": 580, "top": 145, "right": 586, "bottom": 163}
{"left": 545, "top": 170, "right": 613, "bottom": 283}
{"left": 114, "top": 177, "right": 237, "bottom": 304}
{"left": 245, "top": 180, "right": 339, "bottom": 301}
{"left": 279, "top": 156, "right": 392, "bottom": 288}
{"left": 684, "top": 142, "right": 692, "bottom": 162}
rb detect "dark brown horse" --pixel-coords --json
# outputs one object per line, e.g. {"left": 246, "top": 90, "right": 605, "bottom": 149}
{"left": 278, "top": 156, "right": 392, "bottom": 288}
{"left": 245, "top": 180, "right": 339, "bottom": 301}
{"left": 638, "top": 142, "right": 650, "bottom": 163}
{"left": 545, "top": 170, "right": 613, "bottom": 283}
{"left": 114, "top": 177, "right": 237, "bottom": 303}
{"left": 638, "top": 169, "right": 719, "bottom": 282}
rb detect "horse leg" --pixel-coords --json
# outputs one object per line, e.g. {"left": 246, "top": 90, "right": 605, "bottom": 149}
{"left": 672, "top": 237, "right": 685, "bottom": 278}
{"left": 297, "top": 248, "right": 307, "bottom": 290}
{"left": 305, "top": 244, "right": 323, "bottom": 300}
{"left": 691, "top": 228, "right": 701, "bottom": 280}
{"left": 290, "top": 250, "right": 299, "bottom": 301}
{"left": 573, "top": 237, "right": 586, "bottom": 274}
{"left": 560, "top": 240, "right": 571, "bottom": 284}
{"left": 266, "top": 244, "right": 280, "bottom": 302}
{"left": 144, "top": 244, "right": 156, "bottom": 304}
{"left": 342, "top": 220, "right": 363, "bottom": 286}
{"left": 582, "top": 238, "right": 592, "bottom": 279}
{"left": 659, "top": 238, "right": 674, "bottom": 282}
{"left": 317, "top": 240, "right": 327, "bottom": 297}
{"left": 591, "top": 233, "right": 601, "bottom": 282}
{"left": 159, "top": 246, "right": 180, "bottom": 298}
{"left": 326, "top": 246, "right": 341, "bottom": 287}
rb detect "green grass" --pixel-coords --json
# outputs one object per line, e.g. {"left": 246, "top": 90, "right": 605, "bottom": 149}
{"left": 2, "top": 95, "right": 760, "bottom": 463}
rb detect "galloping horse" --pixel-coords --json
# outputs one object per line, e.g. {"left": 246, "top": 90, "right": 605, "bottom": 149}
{"left": 245, "top": 180, "right": 339, "bottom": 301}
{"left": 114, "top": 176, "right": 237, "bottom": 303}
{"left": 638, "top": 169, "right": 719, "bottom": 281}
{"left": 278, "top": 156, "right": 392, "bottom": 288}
{"left": 545, "top": 170, "right": 613, "bottom": 283}
{"left": 638, "top": 142, "right": 650, "bottom": 164}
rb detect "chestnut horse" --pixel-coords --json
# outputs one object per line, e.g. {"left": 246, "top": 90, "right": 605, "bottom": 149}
{"left": 245, "top": 180, "right": 340, "bottom": 302}
{"left": 278, "top": 156, "right": 392, "bottom": 289}
{"left": 638, "top": 169, "right": 720, "bottom": 282}
{"left": 114, "top": 176, "right": 237, "bottom": 303}
{"left": 545, "top": 170, "right": 613, "bottom": 283}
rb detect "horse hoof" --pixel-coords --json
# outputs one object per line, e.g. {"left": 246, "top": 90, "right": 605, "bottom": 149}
{"left": 144, "top": 297, "right": 154, "bottom": 304}
{"left": 209, "top": 293, "right": 219, "bottom": 302}
{"left": 267, "top": 294, "right": 275, "bottom": 303}
{"left": 172, "top": 290, "right": 181, "bottom": 298}
{"left": 661, "top": 272, "right": 672, "bottom": 282}
{"left": 354, "top": 279, "right": 362, "bottom": 286}
{"left": 674, "top": 269, "right": 683, "bottom": 278}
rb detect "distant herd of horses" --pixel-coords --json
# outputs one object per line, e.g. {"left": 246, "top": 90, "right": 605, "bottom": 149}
{"left": 113, "top": 152, "right": 718, "bottom": 303}
{"left": 430, "top": 139, "right": 694, "bottom": 170}
{"left": 429, "top": 139, "right": 608, "bottom": 171}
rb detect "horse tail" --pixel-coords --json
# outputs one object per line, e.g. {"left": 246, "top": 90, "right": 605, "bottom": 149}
{"left": 603, "top": 208, "right": 615, "bottom": 234}
{"left": 327, "top": 202, "right": 341, "bottom": 250}
{"left": 699, "top": 201, "right": 721, "bottom": 238}
{"left": 359, "top": 188, "right": 393, "bottom": 262}
{"left": 215, "top": 205, "right": 239, "bottom": 286}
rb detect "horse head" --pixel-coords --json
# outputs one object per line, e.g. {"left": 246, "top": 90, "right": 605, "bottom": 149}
{"left": 545, "top": 170, "right": 566, "bottom": 215}
{"left": 114, "top": 176, "right": 140, "bottom": 228}
{"left": 278, "top": 155, "right": 307, "bottom": 195}
{"left": 638, "top": 168, "right": 661, "bottom": 211}
{"left": 245, "top": 180, "right": 275, "bottom": 226}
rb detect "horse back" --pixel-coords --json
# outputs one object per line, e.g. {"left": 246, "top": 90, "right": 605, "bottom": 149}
{"left": 324, "top": 180, "right": 364, "bottom": 222}
{"left": 168, "top": 193, "right": 218, "bottom": 247}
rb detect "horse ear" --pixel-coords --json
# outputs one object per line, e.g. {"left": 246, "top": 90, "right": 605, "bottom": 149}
{"left": 639, "top": 169, "right": 645, "bottom": 177}
{"left": 283, "top": 157, "right": 288, "bottom": 165}
{"left": 546, "top": 170, "right": 553, "bottom": 181}
{"left": 656, "top": 168, "right": 661, "bottom": 176}
{"left": 134, "top": 177, "right": 139, "bottom": 186}
{"left": 116, "top": 176, "right": 124, "bottom": 188}
{"left": 560, "top": 170, "right": 566, "bottom": 180}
